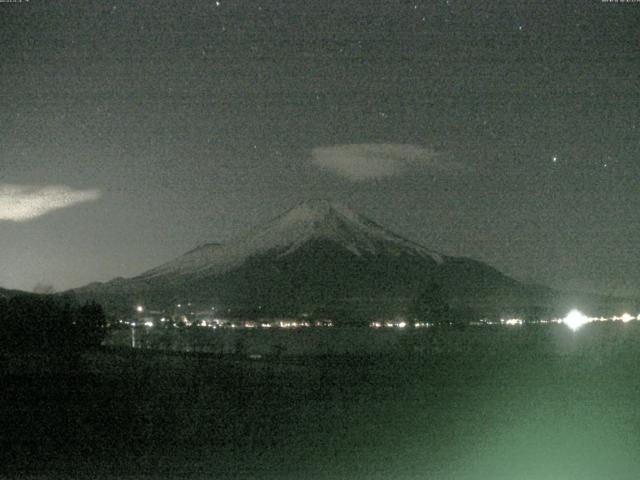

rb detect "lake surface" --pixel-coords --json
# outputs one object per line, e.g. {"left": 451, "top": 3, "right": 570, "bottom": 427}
{"left": 3, "top": 323, "right": 640, "bottom": 479}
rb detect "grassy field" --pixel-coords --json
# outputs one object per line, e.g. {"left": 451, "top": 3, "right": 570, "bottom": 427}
{"left": 3, "top": 323, "right": 640, "bottom": 479}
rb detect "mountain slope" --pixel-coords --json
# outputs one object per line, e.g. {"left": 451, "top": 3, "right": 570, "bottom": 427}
{"left": 72, "top": 200, "right": 549, "bottom": 318}
{"left": 139, "top": 200, "right": 443, "bottom": 280}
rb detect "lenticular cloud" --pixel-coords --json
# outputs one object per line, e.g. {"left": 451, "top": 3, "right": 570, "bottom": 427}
{"left": 311, "top": 144, "right": 462, "bottom": 181}
{"left": 0, "top": 184, "right": 101, "bottom": 222}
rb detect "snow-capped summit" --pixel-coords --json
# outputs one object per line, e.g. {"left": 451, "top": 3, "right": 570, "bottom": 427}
{"left": 73, "top": 199, "right": 528, "bottom": 316}
{"left": 241, "top": 199, "right": 443, "bottom": 260}
{"left": 139, "top": 199, "right": 442, "bottom": 280}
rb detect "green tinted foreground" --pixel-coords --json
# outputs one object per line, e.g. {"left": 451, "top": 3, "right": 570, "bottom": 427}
{"left": 3, "top": 323, "right": 640, "bottom": 480}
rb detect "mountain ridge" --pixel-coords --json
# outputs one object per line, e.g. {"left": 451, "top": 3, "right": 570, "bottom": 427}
{"left": 135, "top": 199, "right": 443, "bottom": 281}
{"left": 71, "top": 200, "right": 566, "bottom": 319}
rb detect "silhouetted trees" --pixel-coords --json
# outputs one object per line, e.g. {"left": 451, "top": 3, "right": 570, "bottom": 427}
{"left": 74, "top": 301, "right": 108, "bottom": 349}
{"left": 32, "top": 283, "right": 56, "bottom": 295}
{"left": 0, "top": 295, "right": 106, "bottom": 354}
{"left": 409, "top": 282, "right": 451, "bottom": 326}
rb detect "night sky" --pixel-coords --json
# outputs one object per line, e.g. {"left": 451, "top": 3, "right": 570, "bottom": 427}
{"left": 1, "top": 0, "right": 639, "bottom": 296}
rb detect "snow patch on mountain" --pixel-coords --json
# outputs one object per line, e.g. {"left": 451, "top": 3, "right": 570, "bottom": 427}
{"left": 139, "top": 200, "right": 443, "bottom": 279}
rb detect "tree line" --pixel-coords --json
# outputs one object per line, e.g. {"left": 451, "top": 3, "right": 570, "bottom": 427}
{"left": 0, "top": 294, "right": 107, "bottom": 354}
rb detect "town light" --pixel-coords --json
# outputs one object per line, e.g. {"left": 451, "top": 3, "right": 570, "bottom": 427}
{"left": 621, "top": 313, "right": 633, "bottom": 323}
{"left": 135, "top": 305, "right": 144, "bottom": 313}
{"left": 563, "top": 309, "right": 589, "bottom": 331}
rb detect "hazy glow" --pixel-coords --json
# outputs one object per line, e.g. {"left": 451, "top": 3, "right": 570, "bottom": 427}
{"left": 564, "top": 309, "right": 589, "bottom": 331}
{"left": 621, "top": 313, "right": 633, "bottom": 323}
{"left": 310, "top": 144, "right": 463, "bottom": 181}
{"left": 0, "top": 184, "right": 101, "bottom": 221}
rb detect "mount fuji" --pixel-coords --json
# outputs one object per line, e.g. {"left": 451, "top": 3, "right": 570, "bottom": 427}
{"left": 142, "top": 199, "right": 444, "bottom": 278}
{"left": 72, "top": 200, "right": 550, "bottom": 319}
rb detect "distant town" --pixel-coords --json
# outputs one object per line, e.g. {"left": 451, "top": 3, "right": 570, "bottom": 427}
{"left": 121, "top": 303, "right": 640, "bottom": 333}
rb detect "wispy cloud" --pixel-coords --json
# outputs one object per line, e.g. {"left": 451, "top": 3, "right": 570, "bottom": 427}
{"left": 311, "top": 144, "right": 464, "bottom": 181}
{"left": 0, "top": 184, "right": 101, "bottom": 222}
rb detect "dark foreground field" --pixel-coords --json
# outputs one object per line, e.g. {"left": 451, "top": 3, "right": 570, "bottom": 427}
{"left": 3, "top": 323, "right": 640, "bottom": 479}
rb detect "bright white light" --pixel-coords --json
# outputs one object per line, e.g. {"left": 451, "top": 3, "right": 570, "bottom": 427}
{"left": 563, "top": 309, "right": 589, "bottom": 331}
{"left": 504, "top": 318, "right": 523, "bottom": 326}
{"left": 135, "top": 305, "right": 144, "bottom": 313}
{"left": 621, "top": 313, "right": 633, "bottom": 323}
{"left": 144, "top": 321, "right": 154, "bottom": 327}
{"left": 397, "top": 322, "right": 407, "bottom": 328}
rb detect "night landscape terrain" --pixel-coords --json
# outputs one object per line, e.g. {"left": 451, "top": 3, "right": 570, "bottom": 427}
{"left": 5, "top": 321, "right": 640, "bottom": 479}
{"left": 2, "top": 0, "right": 640, "bottom": 479}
